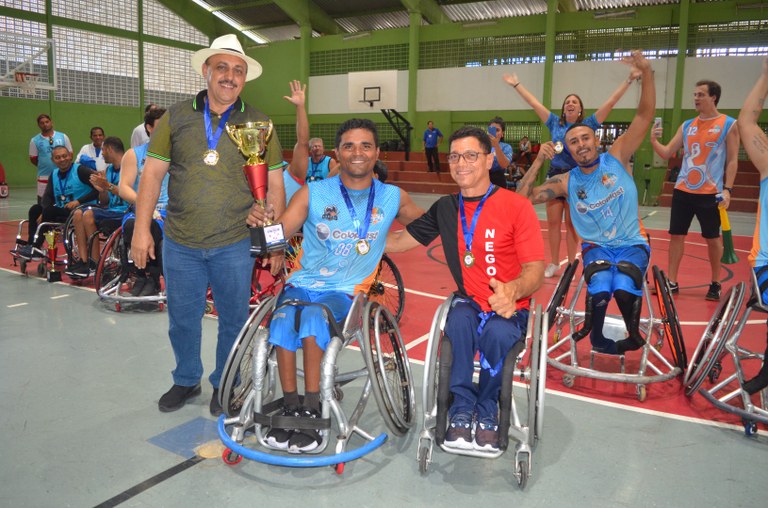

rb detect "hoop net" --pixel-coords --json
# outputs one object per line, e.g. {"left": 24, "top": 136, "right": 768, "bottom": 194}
{"left": 14, "top": 72, "right": 39, "bottom": 96}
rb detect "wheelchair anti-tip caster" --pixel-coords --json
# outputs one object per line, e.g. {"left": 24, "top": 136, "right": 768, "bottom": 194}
{"left": 222, "top": 448, "right": 242, "bottom": 465}
{"left": 563, "top": 374, "right": 575, "bottom": 388}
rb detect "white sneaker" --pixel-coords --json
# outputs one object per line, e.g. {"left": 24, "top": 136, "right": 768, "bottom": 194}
{"left": 544, "top": 263, "right": 558, "bottom": 278}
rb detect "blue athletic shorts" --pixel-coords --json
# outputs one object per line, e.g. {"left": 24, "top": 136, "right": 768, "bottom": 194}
{"left": 755, "top": 265, "right": 768, "bottom": 306}
{"left": 89, "top": 207, "right": 126, "bottom": 223}
{"left": 268, "top": 286, "right": 353, "bottom": 352}
{"left": 582, "top": 243, "right": 650, "bottom": 296}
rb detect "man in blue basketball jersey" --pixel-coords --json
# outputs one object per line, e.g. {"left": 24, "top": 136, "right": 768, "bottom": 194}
{"left": 248, "top": 118, "right": 423, "bottom": 453}
{"left": 516, "top": 50, "right": 654, "bottom": 355}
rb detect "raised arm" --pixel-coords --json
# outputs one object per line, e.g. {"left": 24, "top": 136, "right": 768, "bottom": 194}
{"left": 515, "top": 141, "right": 561, "bottom": 203}
{"left": 593, "top": 65, "right": 642, "bottom": 123}
{"left": 284, "top": 80, "right": 309, "bottom": 182}
{"left": 503, "top": 72, "right": 551, "bottom": 123}
{"left": 608, "top": 51, "right": 655, "bottom": 169}
{"left": 739, "top": 56, "right": 768, "bottom": 179}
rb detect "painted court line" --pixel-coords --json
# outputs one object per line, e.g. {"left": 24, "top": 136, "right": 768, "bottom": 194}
{"left": 50, "top": 294, "right": 69, "bottom": 299}
{"left": 405, "top": 333, "right": 430, "bottom": 350}
{"left": 7, "top": 302, "right": 28, "bottom": 308}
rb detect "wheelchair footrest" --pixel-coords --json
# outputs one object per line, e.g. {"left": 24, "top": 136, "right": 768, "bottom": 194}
{"left": 253, "top": 397, "right": 332, "bottom": 431}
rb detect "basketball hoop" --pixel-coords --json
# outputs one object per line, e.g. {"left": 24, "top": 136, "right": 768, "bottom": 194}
{"left": 14, "top": 72, "right": 39, "bottom": 96}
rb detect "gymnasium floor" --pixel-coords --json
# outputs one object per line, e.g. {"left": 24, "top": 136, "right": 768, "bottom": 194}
{"left": 1, "top": 187, "right": 767, "bottom": 507}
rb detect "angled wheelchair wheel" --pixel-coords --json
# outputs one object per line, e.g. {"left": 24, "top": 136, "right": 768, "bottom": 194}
{"left": 367, "top": 254, "right": 405, "bottom": 323}
{"left": 526, "top": 307, "right": 544, "bottom": 443}
{"left": 95, "top": 227, "right": 123, "bottom": 295}
{"left": 219, "top": 295, "right": 277, "bottom": 417}
{"left": 546, "top": 260, "right": 579, "bottom": 331}
{"left": 684, "top": 282, "right": 745, "bottom": 397}
{"left": 652, "top": 266, "right": 687, "bottom": 370}
{"left": 363, "top": 301, "right": 415, "bottom": 436}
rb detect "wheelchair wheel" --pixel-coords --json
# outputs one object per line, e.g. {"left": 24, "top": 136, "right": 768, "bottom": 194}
{"left": 367, "top": 254, "right": 405, "bottom": 323}
{"left": 527, "top": 307, "right": 543, "bottom": 443}
{"left": 284, "top": 233, "right": 303, "bottom": 273}
{"left": 684, "top": 282, "right": 745, "bottom": 397}
{"left": 219, "top": 295, "right": 277, "bottom": 417}
{"left": 652, "top": 266, "right": 688, "bottom": 370}
{"left": 546, "top": 260, "right": 579, "bottom": 331}
{"left": 95, "top": 227, "right": 123, "bottom": 295}
{"left": 363, "top": 301, "right": 415, "bottom": 436}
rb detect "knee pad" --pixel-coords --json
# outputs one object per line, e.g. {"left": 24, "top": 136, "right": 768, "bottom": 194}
{"left": 615, "top": 290, "right": 645, "bottom": 354}
{"left": 616, "top": 261, "right": 644, "bottom": 291}
{"left": 573, "top": 292, "right": 609, "bottom": 342}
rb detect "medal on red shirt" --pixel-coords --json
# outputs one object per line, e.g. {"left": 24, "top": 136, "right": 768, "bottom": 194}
{"left": 459, "top": 184, "right": 493, "bottom": 269}
{"left": 339, "top": 180, "right": 376, "bottom": 256}
{"left": 463, "top": 251, "right": 475, "bottom": 267}
{"left": 203, "top": 96, "right": 233, "bottom": 167}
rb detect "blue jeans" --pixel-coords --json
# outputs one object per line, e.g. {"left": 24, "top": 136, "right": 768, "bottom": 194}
{"left": 163, "top": 236, "right": 255, "bottom": 387}
{"left": 444, "top": 298, "right": 528, "bottom": 420}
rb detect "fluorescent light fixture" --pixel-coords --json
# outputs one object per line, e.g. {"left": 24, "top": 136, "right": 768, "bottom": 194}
{"left": 343, "top": 31, "right": 371, "bottom": 41}
{"left": 462, "top": 20, "right": 498, "bottom": 29}
{"left": 593, "top": 10, "right": 636, "bottom": 20}
{"left": 192, "top": 0, "right": 268, "bottom": 44}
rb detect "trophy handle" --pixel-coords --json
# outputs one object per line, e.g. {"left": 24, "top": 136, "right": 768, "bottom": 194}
{"left": 225, "top": 123, "right": 241, "bottom": 146}
{"left": 265, "top": 121, "right": 274, "bottom": 144}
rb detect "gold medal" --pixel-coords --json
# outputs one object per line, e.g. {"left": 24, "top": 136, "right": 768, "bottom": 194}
{"left": 203, "top": 149, "right": 219, "bottom": 166}
{"left": 463, "top": 251, "right": 475, "bottom": 267}
{"left": 356, "top": 239, "right": 370, "bottom": 255}
{"left": 554, "top": 141, "right": 564, "bottom": 154}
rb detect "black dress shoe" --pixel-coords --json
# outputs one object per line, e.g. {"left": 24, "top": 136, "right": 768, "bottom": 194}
{"left": 210, "top": 388, "right": 223, "bottom": 416}
{"left": 158, "top": 384, "right": 201, "bottom": 412}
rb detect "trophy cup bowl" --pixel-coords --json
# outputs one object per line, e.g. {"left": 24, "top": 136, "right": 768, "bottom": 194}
{"left": 226, "top": 121, "right": 286, "bottom": 257}
{"left": 43, "top": 228, "right": 61, "bottom": 282}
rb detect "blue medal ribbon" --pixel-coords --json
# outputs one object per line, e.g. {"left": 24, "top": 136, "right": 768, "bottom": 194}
{"left": 204, "top": 98, "right": 235, "bottom": 156}
{"left": 57, "top": 168, "right": 72, "bottom": 206}
{"left": 458, "top": 184, "right": 494, "bottom": 259}
{"left": 339, "top": 180, "right": 375, "bottom": 247}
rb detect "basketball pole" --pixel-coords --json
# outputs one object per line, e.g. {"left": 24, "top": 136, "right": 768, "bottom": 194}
{"left": 720, "top": 207, "right": 739, "bottom": 264}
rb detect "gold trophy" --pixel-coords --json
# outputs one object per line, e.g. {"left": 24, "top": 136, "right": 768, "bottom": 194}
{"left": 225, "top": 120, "right": 286, "bottom": 256}
{"left": 43, "top": 229, "right": 61, "bottom": 282}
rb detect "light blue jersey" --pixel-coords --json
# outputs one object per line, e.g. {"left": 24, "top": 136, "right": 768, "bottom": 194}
{"left": 568, "top": 153, "right": 647, "bottom": 248}
{"left": 751, "top": 176, "right": 768, "bottom": 268}
{"left": 134, "top": 143, "right": 169, "bottom": 208}
{"left": 30, "top": 131, "right": 71, "bottom": 178}
{"left": 288, "top": 176, "right": 400, "bottom": 294}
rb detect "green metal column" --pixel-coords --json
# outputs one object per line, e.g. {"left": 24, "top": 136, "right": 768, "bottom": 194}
{"left": 543, "top": 0, "right": 558, "bottom": 142}
{"left": 408, "top": 10, "right": 420, "bottom": 151}
{"left": 137, "top": 0, "right": 146, "bottom": 115}
{"left": 299, "top": 23, "right": 311, "bottom": 86}
{"left": 671, "top": 0, "right": 690, "bottom": 132}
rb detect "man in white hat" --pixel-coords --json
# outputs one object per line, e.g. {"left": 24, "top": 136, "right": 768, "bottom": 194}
{"left": 131, "top": 34, "right": 285, "bottom": 416}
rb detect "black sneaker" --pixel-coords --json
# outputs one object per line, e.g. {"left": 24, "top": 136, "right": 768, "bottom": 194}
{"left": 139, "top": 278, "right": 159, "bottom": 297}
{"left": 705, "top": 282, "right": 721, "bottom": 301}
{"left": 266, "top": 406, "right": 300, "bottom": 450}
{"left": 288, "top": 407, "right": 322, "bottom": 453}
{"left": 130, "top": 276, "right": 147, "bottom": 297}
{"left": 18, "top": 245, "right": 45, "bottom": 261}
{"left": 210, "top": 388, "right": 223, "bottom": 416}
{"left": 66, "top": 260, "right": 89, "bottom": 279}
{"left": 668, "top": 281, "right": 679, "bottom": 294}
{"left": 158, "top": 384, "right": 201, "bottom": 412}
{"left": 444, "top": 411, "right": 473, "bottom": 450}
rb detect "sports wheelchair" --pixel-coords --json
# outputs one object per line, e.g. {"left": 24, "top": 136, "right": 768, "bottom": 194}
{"left": 94, "top": 225, "right": 166, "bottom": 312}
{"left": 416, "top": 296, "right": 547, "bottom": 490}
{"left": 684, "top": 271, "right": 768, "bottom": 436}
{"left": 10, "top": 219, "right": 67, "bottom": 281}
{"left": 62, "top": 204, "right": 122, "bottom": 282}
{"left": 546, "top": 261, "right": 686, "bottom": 401}
{"left": 216, "top": 290, "right": 415, "bottom": 473}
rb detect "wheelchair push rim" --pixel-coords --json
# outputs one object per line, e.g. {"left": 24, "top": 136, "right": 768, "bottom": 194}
{"left": 652, "top": 265, "right": 688, "bottom": 370}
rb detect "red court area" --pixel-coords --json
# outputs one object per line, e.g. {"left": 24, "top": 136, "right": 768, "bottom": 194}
{"left": 2, "top": 218, "right": 764, "bottom": 427}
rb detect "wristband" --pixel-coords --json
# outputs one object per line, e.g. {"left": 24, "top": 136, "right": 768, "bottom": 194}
{"left": 723, "top": 187, "right": 733, "bottom": 194}
{"left": 513, "top": 82, "right": 520, "bottom": 88}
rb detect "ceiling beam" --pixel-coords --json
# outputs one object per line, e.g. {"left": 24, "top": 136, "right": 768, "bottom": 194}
{"left": 400, "top": 0, "right": 450, "bottom": 25}
{"left": 272, "top": 0, "right": 343, "bottom": 35}
{"left": 209, "top": 1, "right": 275, "bottom": 13}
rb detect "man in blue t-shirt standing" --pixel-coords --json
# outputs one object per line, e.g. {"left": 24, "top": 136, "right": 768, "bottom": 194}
{"left": 423, "top": 120, "right": 444, "bottom": 173}
{"left": 29, "top": 114, "right": 72, "bottom": 204}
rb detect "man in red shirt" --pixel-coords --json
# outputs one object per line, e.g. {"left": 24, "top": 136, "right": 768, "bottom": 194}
{"left": 386, "top": 126, "right": 544, "bottom": 452}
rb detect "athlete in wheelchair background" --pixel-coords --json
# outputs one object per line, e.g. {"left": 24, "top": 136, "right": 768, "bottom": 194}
{"left": 12, "top": 145, "right": 98, "bottom": 276}
{"left": 244, "top": 118, "right": 424, "bottom": 453}
{"left": 516, "top": 51, "right": 654, "bottom": 357}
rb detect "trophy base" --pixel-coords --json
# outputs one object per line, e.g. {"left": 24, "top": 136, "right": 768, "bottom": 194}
{"left": 250, "top": 223, "right": 287, "bottom": 257}
{"left": 47, "top": 270, "right": 62, "bottom": 283}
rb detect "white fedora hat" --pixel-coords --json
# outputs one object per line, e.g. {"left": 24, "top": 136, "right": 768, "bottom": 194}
{"left": 191, "top": 34, "right": 262, "bottom": 82}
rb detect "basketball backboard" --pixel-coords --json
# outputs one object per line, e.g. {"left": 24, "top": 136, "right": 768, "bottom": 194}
{"left": 347, "top": 70, "right": 398, "bottom": 112}
{"left": 0, "top": 32, "right": 56, "bottom": 93}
